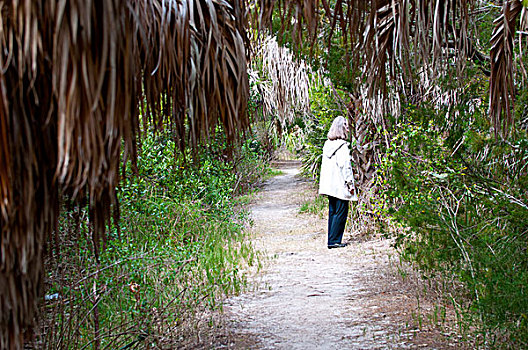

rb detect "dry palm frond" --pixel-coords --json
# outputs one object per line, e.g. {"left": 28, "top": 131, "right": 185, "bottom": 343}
{"left": 132, "top": 0, "right": 249, "bottom": 148}
{"left": 0, "top": 1, "right": 137, "bottom": 347}
{"left": 518, "top": 6, "right": 528, "bottom": 82}
{"left": 0, "top": 1, "right": 250, "bottom": 348}
{"left": 256, "top": 0, "right": 370, "bottom": 67}
{"left": 274, "top": 0, "right": 320, "bottom": 47}
{"left": 250, "top": 35, "right": 312, "bottom": 126}
{"left": 363, "top": 0, "right": 396, "bottom": 97}
{"left": 489, "top": 0, "right": 523, "bottom": 137}
{"left": 261, "top": 0, "right": 484, "bottom": 111}
{"left": 255, "top": 0, "right": 528, "bottom": 136}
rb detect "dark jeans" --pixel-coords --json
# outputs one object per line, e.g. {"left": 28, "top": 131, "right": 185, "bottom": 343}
{"left": 327, "top": 196, "right": 349, "bottom": 245}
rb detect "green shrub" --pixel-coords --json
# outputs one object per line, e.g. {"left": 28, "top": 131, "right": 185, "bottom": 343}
{"left": 381, "top": 103, "right": 528, "bottom": 348}
{"left": 39, "top": 131, "right": 267, "bottom": 348}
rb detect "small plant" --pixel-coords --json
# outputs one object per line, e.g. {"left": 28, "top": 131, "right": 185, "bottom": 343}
{"left": 299, "top": 192, "right": 327, "bottom": 218}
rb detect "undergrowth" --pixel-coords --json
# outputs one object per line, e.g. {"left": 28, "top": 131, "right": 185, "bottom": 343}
{"left": 380, "top": 100, "right": 528, "bottom": 349}
{"left": 37, "top": 132, "right": 269, "bottom": 349}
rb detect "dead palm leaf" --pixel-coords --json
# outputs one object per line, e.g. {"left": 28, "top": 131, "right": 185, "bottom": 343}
{"left": 489, "top": 0, "right": 523, "bottom": 137}
{"left": 251, "top": 35, "right": 312, "bottom": 126}
{"left": 0, "top": 1, "right": 250, "bottom": 348}
{"left": 259, "top": 0, "right": 485, "bottom": 114}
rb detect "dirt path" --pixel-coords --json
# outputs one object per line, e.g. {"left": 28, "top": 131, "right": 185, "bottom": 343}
{"left": 216, "top": 161, "right": 461, "bottom": 349}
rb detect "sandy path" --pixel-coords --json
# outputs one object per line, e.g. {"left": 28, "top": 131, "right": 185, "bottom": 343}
{"left": 216, "top": 161, "right": 460, "bottom": 349}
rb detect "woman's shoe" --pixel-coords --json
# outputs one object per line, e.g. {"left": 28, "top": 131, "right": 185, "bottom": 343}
{"left": 327, "top": 243, "right": 347, "bottom": 249}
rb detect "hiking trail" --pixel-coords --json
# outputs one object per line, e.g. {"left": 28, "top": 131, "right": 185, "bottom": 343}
{"left": 215, "top": 160, "right": 463, "bottom": 349}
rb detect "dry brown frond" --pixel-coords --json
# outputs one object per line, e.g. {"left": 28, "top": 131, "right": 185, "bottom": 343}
{"left": 489, "top": 0, "right": 523, "bottom": 137}
{"left": 132, "top": 0, "right": 249, "bottom": 148}
{"left": 251, "top": 35, "right": 312, "bottom": 126}
{"left": 261, "top": 0, "right": 485, "bottom": 115}
{"left": 363, "top": 0, "right": 394, "bottom": 97}
{"left": 0, "top": 1, "right": 251, "bottom": 348}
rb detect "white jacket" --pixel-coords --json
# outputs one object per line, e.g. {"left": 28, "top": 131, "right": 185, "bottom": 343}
{"left": 318, "top": 139, "right": 355, "bottom": 201}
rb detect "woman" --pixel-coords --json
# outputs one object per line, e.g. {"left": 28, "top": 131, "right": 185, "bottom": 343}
{"left": 318, "top": 116, "right": 356, "bottom": 249}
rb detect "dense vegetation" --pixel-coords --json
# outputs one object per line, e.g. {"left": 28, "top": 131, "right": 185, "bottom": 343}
{"left": 39, "top": 132, "right": 269, "bottom": 348}
{"left": 380, "top": 101, "right": 528, "bottom": 347}
{"left": 295, "top": 66, "right": 528, "bottom": 349}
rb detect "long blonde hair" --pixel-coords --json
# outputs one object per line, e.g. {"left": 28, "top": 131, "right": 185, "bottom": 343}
{"left": 327, "top": 116, "right": 348, "bottom": 140}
